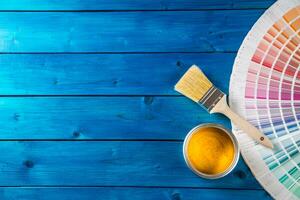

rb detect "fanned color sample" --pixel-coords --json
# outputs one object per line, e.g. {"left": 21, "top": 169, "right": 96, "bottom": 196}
{"left": 230, "top": 0, "right": 300, "bottom": 199}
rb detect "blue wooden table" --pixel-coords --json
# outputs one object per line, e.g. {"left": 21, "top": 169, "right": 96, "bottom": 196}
{"left": 0, "top": 1, "right": 277, "bottom": 199}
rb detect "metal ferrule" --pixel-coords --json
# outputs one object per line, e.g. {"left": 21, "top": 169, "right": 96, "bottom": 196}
{"left": 198, "top": 86, "right": 224, "bottom": 111}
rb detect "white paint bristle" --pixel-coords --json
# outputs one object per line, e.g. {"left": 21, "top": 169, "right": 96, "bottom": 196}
{"left": 174, "top": 65, "right": 213, "bottom": 102}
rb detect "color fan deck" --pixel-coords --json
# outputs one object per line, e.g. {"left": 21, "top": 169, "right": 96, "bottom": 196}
{"left": 0, "top": 1, "right": 275, "bottom": 199}
{"left": 230, "top": 0, "right": 300, "bottom": 199}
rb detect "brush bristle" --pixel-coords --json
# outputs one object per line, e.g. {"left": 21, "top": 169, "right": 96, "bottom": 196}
{"left": 174, "top": 65, "right": 213, "bottom": 102}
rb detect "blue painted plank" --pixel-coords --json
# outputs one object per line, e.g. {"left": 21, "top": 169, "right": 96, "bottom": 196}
{"left": 0, "top": 53, "right": 233, "bottom": 95}
{"left": 0, "top": 0, "right": 274, "bottom": 10}
{"left": 0, "top": 187, "right": 270, "bottom": 200}
{"left": 0, "top": 141, "right": 260, "bottom": 188}
{"left": 0, "top": 2, "right": 272, "bottom": 198}
{"left": 0, "top": 97, "right": 229, "bottom": 139}
{"left": 0, "top": 10, "right": 262, "bottom": 52}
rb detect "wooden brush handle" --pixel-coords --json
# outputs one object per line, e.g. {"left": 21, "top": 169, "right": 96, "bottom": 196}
{"left": 210, "top": 96, "right": 273, "bottom": 149}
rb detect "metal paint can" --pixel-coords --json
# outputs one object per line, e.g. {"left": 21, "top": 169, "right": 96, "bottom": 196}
{"left": 183, "top": 123, "right": 240, "bottom": 179}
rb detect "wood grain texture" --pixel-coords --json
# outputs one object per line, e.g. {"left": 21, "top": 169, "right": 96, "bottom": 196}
{"left": 0, "top": 0, "right": 273, "bottom": 198}
{"left": 0, "top": 0, "right": 274, "bottom": 10}
{"left": 0, "top": 187, "right": 271, "bottom": 200}
{"left": 0, "top": 141, "right": 259, "bottom": 188}
{"left": 0, "top": 10, "right": 262, "bottom": 52}
{"left": 0, "top": 97, "right": 229, "bottom": 139}
{"left": 0, "top": 54, "right": 233, "bottom": 95}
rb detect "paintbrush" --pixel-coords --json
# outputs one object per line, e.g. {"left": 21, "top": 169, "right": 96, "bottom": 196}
{"left": 175, "top": 65, "right": 273, "bottom": 149}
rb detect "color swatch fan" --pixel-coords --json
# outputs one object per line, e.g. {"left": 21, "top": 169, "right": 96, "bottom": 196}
{"left": 230, "top": 0, "right": 300, "bottom": 199}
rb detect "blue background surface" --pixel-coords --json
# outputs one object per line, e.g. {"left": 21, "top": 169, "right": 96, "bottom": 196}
{"left": 0, "top": 0, "right": 276, "bottom": 199}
